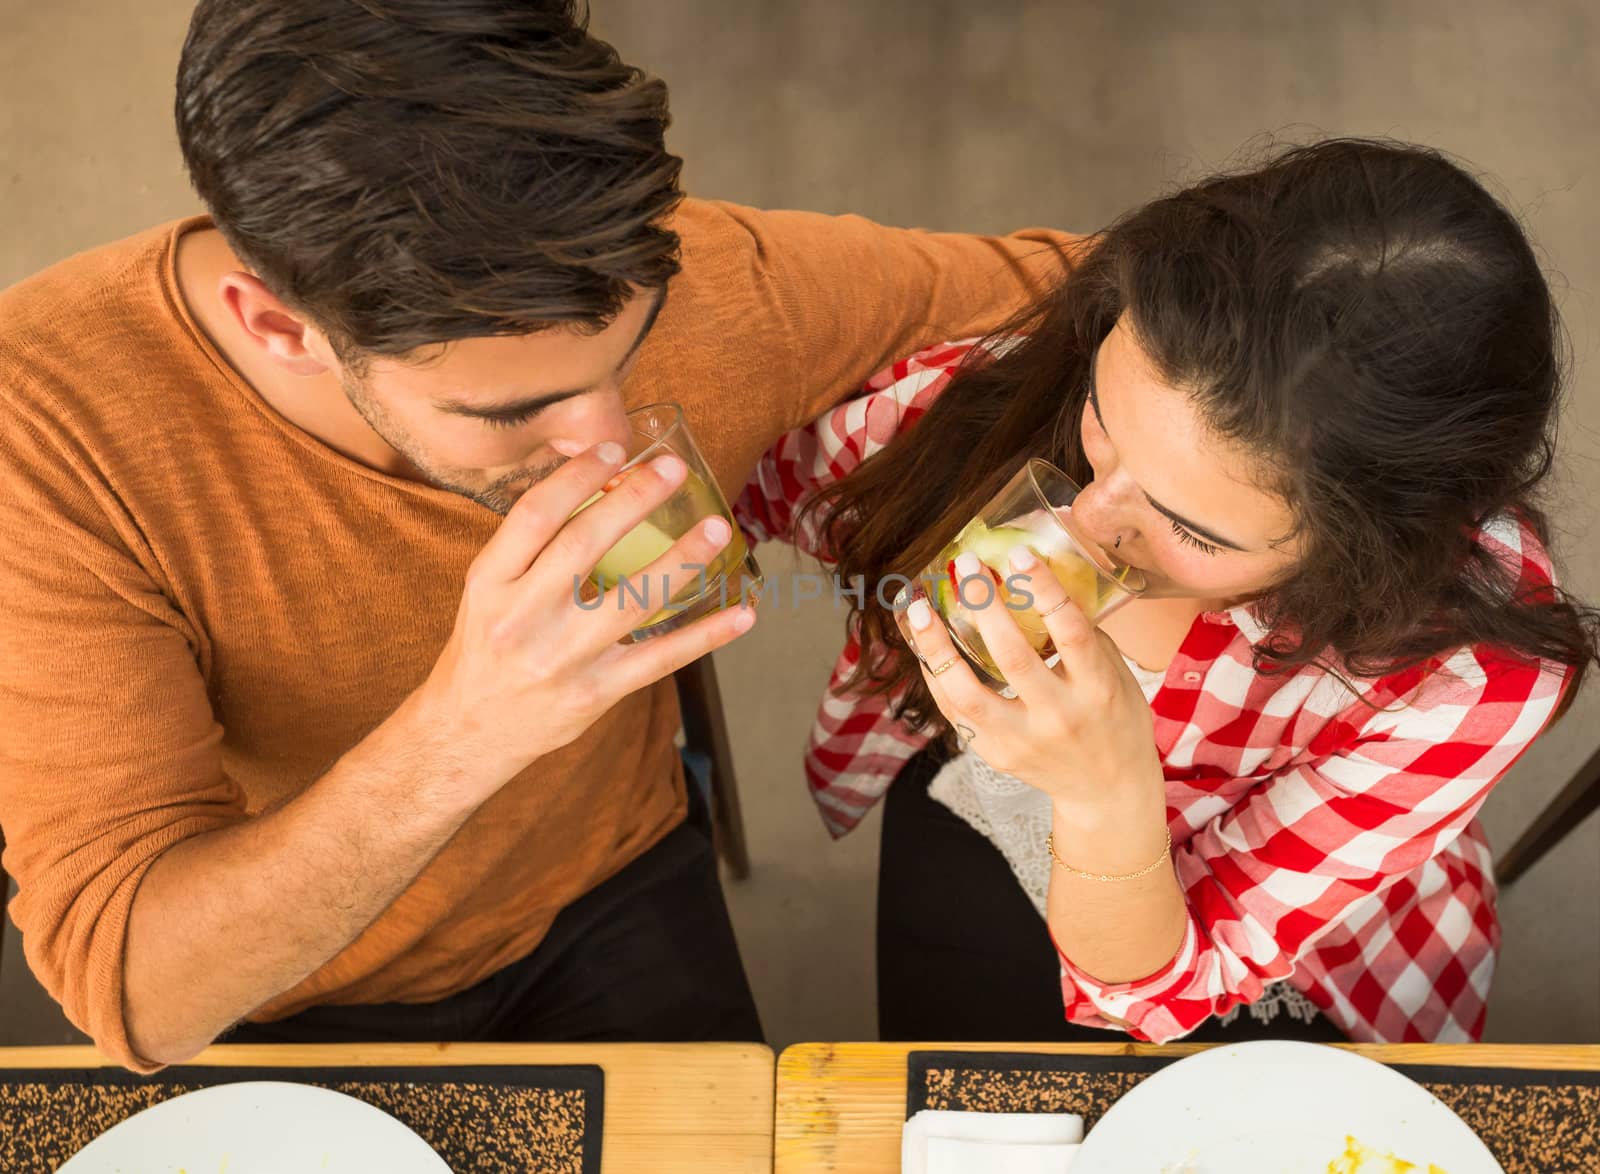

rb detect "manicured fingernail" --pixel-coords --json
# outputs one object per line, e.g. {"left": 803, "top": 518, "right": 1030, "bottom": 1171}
{"left": 550, "top": 438, "right": 586, "bottom": 457}
{"left": 596, "top": 441, "right": 625, "bottom": 465}
{"left": 704, "top": 517, "right": 731, "bottom": 545}
{"left": 732, "top": 606, "right": 756, "bottom": 632}
{"left": 908, "top": 598, "right": 933, "bottom": 631}
{"left": 651, "top": 454, "right": 685, "bottom": 482}
{"left": 1009, "top": 545, "right": 1037, "bottom": 570}
{"left": 953, "top": 551, "right": 982, "bottom": 579}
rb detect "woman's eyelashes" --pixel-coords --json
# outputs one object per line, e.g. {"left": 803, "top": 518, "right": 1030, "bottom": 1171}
{"left": 1169, "top": 517, "right": 1224, "bottom": 556}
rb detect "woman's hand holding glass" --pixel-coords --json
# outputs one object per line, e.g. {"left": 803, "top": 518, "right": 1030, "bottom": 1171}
{"left": 906, "top": 543, "right": 1164, "bottom": 819}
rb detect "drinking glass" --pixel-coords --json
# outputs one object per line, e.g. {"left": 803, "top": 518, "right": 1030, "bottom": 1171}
{"left": 579, "top": 402, "right": 763, "bottom": 642}
{"left": 892, "top": 458, "right": 1146, "bottom": 697}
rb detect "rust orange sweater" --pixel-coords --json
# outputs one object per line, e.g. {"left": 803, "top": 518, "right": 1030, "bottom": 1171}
{"left": 0, "top": 197, "right": 1073, "bottom": 1069}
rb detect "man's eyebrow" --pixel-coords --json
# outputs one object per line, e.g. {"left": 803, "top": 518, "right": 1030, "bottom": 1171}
{"left": 1087, "top": 344, "right": 1252, "bottom": 554}
{"left": 436, "top": 386, "right": 589, "bottom": 420}
{"left": 435, "top": 288, "right": 668, "bottom": 420}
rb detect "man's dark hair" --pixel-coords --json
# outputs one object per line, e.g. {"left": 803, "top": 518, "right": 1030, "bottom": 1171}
{"left": 175, "top": 0, "right": 683, "bottom": 362}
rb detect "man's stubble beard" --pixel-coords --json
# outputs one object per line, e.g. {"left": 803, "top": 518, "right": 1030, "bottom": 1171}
{"left": 341, "top": 374, "right": 561, "bottom": 515}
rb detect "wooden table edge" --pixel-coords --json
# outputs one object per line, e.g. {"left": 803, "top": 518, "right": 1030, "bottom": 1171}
{"left": 772, "top": 1041, "right": 1600, "bottom": 1173}
{"left": 0, "top": 1040, "right": 777, "bottom": 1070}
{"left": 0, "top": 1042, "right": 780, "bottom": 1173}
{"left": 777, "top": 1039, "right": 1600, "bottom": 1076}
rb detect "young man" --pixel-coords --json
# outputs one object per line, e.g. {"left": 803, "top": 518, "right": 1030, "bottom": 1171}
{"left": 0, "top": 0, "right": 1070, "bottom": 1071}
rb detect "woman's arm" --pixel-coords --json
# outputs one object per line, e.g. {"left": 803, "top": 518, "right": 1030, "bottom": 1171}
{"left": 1045, "top": 781, "right": 1188, "bottom": 988}
{"left": 731, "top": 342, "right": 981, "bottom": 834}
{"left": 906, "top": 540, "right": 1568, "bottom": 1042}
{"left": 902, "top": 549, "right": 1197, "bottom": 988}
{"left": 1048, "top": 643, "right": 1568, "bottom": 1043}
{"left": 734, "top": 341, "right": 978, "bottom": 553}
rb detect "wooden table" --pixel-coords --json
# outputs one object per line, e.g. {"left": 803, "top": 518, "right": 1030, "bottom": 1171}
{"left": 774, "top": 1041, "right": 1600, "bottom": 1173}
{"left": 0, "top": 1041, "right": 776, "bottom": 1174}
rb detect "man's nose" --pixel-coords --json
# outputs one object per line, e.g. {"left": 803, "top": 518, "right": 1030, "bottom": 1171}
{"left": 549, "top": 398, "right": 634, "bottom": 460}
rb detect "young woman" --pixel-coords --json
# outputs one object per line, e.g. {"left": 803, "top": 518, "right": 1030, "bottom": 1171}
{"left": 735, "top": 138, "right": 1596, "bottom": 1045}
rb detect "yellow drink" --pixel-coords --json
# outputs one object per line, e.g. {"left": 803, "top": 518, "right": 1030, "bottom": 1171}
{"left": 574, "top": 402, "right": 764, "bottom": 641}
{"left": 590, "top": 469, "right": 750, "bottom": 591}
{"left": 929, "top": 513, "right": 1131, "bottom": 684}
{"left": 895, "top": 458, "right": 1145, "bottom": 697}
{"left": 579, "top": 467, "right": 757, "bottom": 635}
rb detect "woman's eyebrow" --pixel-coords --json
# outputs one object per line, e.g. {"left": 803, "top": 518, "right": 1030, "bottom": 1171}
{"left": 1088, "top": 345, "right": 1252, "bottom": 554}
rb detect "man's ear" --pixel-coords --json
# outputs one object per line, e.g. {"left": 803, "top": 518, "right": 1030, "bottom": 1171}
{"left": 217, "top": 273, "right": 332, "bottom": 376}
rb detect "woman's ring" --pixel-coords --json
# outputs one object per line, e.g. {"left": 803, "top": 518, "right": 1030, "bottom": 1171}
{"left": 929, "top": 656, "right": 961, "bottom": 677}
{"left": 1037, "top": 598, "right": 1070, "bottom": 618}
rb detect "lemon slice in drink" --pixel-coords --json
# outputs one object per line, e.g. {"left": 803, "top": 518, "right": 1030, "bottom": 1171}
{"left": 940, "top": 521, "right": 1105, "bottom": 649}
{"left": 964, "top": 525, "right": 1054, "bottom": 650}
{"left": 571, "top": 490, "right": 677, "bottom": 589}
{"left": 955, "top": 523, "right": 1038, "bottom": 572}
{"left": 593, "top": 520, "right": 676, "bottom": 588}
{"left": 969, "top": 523, "right": 1103, "bottom": 614}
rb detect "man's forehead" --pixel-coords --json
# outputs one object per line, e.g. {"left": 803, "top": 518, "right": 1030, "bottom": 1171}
{"left": 388, "top": 288, "right": 664, "bottom": 410}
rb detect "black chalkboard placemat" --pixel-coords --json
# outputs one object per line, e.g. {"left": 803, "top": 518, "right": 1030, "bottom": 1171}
{"left": 0, "top": 1062, "right": 603, "bottom": 1173}
{"left": 908, "top": 1050, "right": 1600, "bottom": 1174}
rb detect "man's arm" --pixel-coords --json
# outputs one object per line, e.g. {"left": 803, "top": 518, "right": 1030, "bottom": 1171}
{"left": 712, "top": 201, "right": 1081, "bottom": 428}
{"left": 0, "top": 421, "right": 750, "bottom": 1071}
{"left": 121, "top": 686, "right": 484, "bottom": 1065}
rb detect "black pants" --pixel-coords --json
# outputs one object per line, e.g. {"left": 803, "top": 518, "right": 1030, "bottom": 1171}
{"left": 877, "top": 744, "right": 1347, "bottom": 1044}
{"left": 227, "top": 786, "right": 762, "bottom": 1046}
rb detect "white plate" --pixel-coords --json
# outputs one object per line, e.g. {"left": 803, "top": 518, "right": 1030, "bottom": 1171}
{"left": 1072, "top": 1041, "right": 1503, "bottom": 1173}
{"left": 57, "top": 1081, "right": 452, "bottom": 1174}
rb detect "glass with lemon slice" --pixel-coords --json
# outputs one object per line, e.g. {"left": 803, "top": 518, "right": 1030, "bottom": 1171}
{"left": 893, "top": 457, "right": 1146, "bottom": 697}
{"left": 576, "top": 402, "right": 763, "bottom": 642}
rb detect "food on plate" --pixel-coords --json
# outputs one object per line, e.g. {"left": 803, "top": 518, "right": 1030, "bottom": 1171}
{"left": 1158, "top": 1135, "right": 1449, "bottom": 1173}
{"left": 1327, "top": 1134, "right": 1448, "bottom": 1173}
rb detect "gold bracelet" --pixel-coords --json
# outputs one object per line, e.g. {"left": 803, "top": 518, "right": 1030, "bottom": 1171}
{"left": 1046, "top": 826, "right": 1173, "bottom": 882}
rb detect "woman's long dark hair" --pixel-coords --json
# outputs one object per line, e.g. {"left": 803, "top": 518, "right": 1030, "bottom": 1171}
{"left": 806, "top": 138, "right": 1598, "bottom": 732}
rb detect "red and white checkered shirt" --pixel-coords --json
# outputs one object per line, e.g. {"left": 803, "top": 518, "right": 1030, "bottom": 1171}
{"left": 733, "top": 340, "right": 1571, "bottom": 1045}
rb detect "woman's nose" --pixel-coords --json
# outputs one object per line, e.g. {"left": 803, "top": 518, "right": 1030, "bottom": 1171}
{"left": 1071, "top": 475, "right": 1138, "bottom": 552}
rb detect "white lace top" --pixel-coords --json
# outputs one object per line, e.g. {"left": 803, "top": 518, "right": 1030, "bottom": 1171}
{"left": 927, "top": 657, "right": 1318, "bottom": 1030}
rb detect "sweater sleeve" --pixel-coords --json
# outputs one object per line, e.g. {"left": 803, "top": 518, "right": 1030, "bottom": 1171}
{"left": 0, "top": 394, "right": 246, "bottom": 1072}
{"left": 705, "top": 200, "right": 1078, "bottom": 432}
{"left": 732, "top": 342, "right": 979, "bottom": 835}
